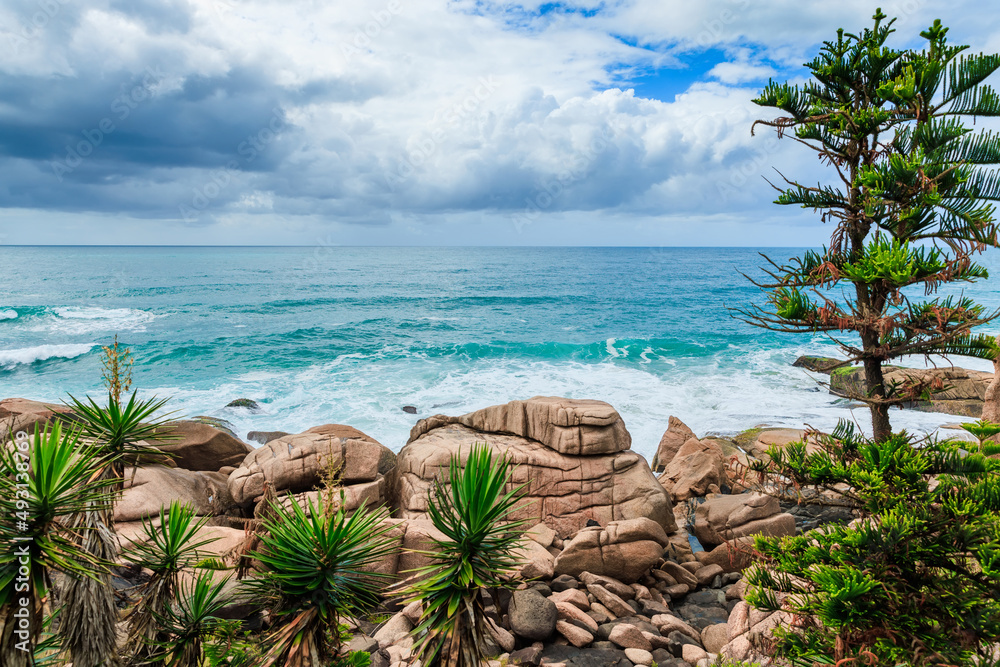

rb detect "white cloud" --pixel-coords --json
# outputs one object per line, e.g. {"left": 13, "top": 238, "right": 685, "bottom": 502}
{"left": 0, "top": 0, "right": 998, "bottom": 244}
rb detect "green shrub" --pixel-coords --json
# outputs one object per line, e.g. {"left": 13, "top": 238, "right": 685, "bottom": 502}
{"left": 745, "top": 420, "right": 1000, "bottom": 665}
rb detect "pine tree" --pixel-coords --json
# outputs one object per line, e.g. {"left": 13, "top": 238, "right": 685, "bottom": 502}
{"left": 737, "top": 10, "right": 1000, "bottom": 440}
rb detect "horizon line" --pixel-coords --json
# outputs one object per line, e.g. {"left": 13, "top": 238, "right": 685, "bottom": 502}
{"left": 0, "top": 244, "right": 814, "bottom": 249}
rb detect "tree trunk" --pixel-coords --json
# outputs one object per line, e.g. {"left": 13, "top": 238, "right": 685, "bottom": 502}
{"left": 863, "top": 357, "right": 892, "bottom": 441}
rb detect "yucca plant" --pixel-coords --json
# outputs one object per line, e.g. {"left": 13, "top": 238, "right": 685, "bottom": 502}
{"left": 404, "top": 443, "right": 526, "bottom": 667}
{"left": 243, "top": 493, "right": 397, "bottom": 667}
{"left": 65, "top": 390, "right": 176, "bottom": 486}
{"left": 0, "top": 422, "right": 113, "bottom": 667}
{"left": 149, "top": 569, "right": 232, "bottom": 667}
{"left": 123, "top": 501, "right": 219, "bottom": 662}
{"left": 59, "top": 389, "right": 177, "bottom": 667}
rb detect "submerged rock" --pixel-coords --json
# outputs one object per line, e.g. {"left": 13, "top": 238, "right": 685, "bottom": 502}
{"left": 226, "top": 398, "right": 260, "bottom": 410}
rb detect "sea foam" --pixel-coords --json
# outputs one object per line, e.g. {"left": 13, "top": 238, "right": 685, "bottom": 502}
{"left": 0, "top": 344, "right": 94, "bottom": 370}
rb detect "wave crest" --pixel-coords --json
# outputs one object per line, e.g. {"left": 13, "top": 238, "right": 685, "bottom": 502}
{"left": 0, "top": 344, "right": 94, "bottom": 370}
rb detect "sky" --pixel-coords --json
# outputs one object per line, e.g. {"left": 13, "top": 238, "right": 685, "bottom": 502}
{"left": 1, "top": 0, "right": 1000, "bottom": 246}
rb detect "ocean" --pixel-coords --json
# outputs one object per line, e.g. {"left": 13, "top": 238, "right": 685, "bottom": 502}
{"left": 2, "top": 245, "right": 999, "bottom": 461}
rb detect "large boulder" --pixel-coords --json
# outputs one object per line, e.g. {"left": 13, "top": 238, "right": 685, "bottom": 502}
{"left": 658, "top": 438, "right": 726, "bottom": 502}
{"left": 693, "top": 492, "right": 781, "bottom": 549}
{"left": 651, "top": 416, "right": 696, "bottom": 472}
{"left": 392, "top": 398, "right": 675, "bottom": 538}
{"left": 408, "top": 396, "right": 631, "bottom": 456}
{"left": 553, "top": 517, "right": 669, "bottom": 583}
{"left": 156, "top": 420, "right": 253, "bottom": 471}
{"left": 0, "top": 398, "right": 77, "bottom": 435}
{"left": 277, "top": 477, "right": 387, "bottom": 515}
{"left": 829, "top": 364, "right": 991, "bottom": 418}
{"left": 116, "top": 465, "right": 235, "bottom": 522}
{"left": 227, "top": 425, "right": 393, "bottom": 506}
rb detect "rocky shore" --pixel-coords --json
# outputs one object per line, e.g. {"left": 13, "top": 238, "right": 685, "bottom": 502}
{"left": 0, "top": 387, "right": 974, "bottom": 666}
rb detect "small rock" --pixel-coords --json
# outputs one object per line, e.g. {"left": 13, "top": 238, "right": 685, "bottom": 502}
{"left": 624, "top": 647, "right": 654, "bottom": 666}
{"left": 639, "top": 598, "right": 671, "bottom": 616}
{"left": 555, "top": 619, "right": 594, "bottom": 648}
{"left": 701, "top": 623, "right": 729, "bottom": 653}
{"left": 346, "top": 634, "right": 378, "bottom": 654}
{"left": 373, "top": 613, "right": 412, "bottom": 649}
{"left": 580, "top": 572, "right": 635, "bottom": 599}
{"left": 509, "top": 589, "right": 557, "bottom": 641}
{"left": 509, "top": 644, "right": 543, "bottom": 666}
{"left": 664, "top": 584, "right": 689, "bottom": 599}
{"left": 526, "top": 522, "right": 556, "bottom": 548}
{"left": 682, "top": 643, "right": 709, "bottom": 663}
{"left": 630, "top": 584, "right": 652, "bottom": 601}
{"left": 695, "top": 564, "right": 725, "bottom": 586}
{"left": 659, "top": 561, "right": 698, "bottom": 588}
{"left": 608, "top": 623, "right": 652, "bottom": 651}
{"left": 550, "top": 574, "right": 579, "bottom": 591}
{"left": 554, "top": 601, "right": 599, "bottom": 633}
{"left": 651, "top": 569, "right": 678, "bottom": 586}
{"left": 651, "top": 614, "right": 701, "bottom": 643}
{"left": 586, "top": 584, "right": 633, "bottom": 618}
{"left": 588, "top": 604, "right": 614, "bottom": 624}
{"left": 402, "top": 406, "right": 418, "bottom": 414}
{"left": 550, "top": 588, "right": 590, "bottom": 610}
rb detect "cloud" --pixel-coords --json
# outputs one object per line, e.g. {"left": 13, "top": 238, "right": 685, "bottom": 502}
{"left": 0, "top": 0, "right": 997, "bottom": 244}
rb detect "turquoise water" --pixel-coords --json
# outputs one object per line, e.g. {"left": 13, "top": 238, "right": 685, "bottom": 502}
{"left": 2, "top": 246, "right": 999, "bottom": 459}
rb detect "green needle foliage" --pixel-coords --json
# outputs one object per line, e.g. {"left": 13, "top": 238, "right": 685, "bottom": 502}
{"left": 736, "top": 10, "right": 1000, "bottom": 440}
{"left": 244, "top": 493, "right": 397, "bottom": 667}
{"left": 961, "top": 418, "right": 1000, "bottom": 451}
{"left": 744, "top": 420, "right": 1000, "bottom": 665}
{"left": 150, "top": 569, "right": 232, "bottom": 667}
{"left": 123, "top": 501, "right": 218, "bottom": 662}
{"left": 405, "top": 443, "right": 526, "bottom": 667}
{"left": 0, "top": 423, "right": 113, "bottom": 667}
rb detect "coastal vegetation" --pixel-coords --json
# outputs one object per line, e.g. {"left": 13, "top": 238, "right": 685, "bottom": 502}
{"left": 746, "top": 421, "right": 1000, "bottom": 664}
{"left": 737, "top": 9, "right": 1000, "bottom": 440}
{"left": 403, "top": 444, "right": 526, "bottom": 667}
